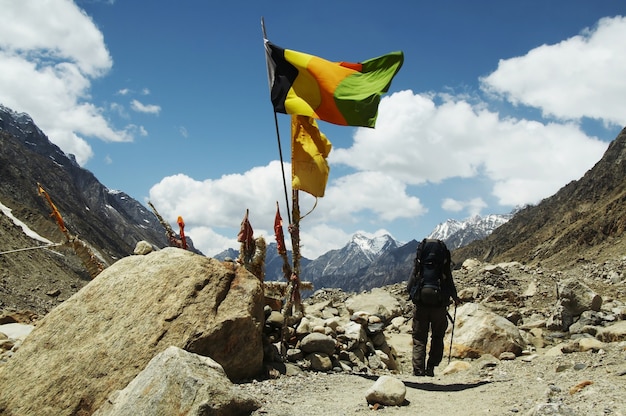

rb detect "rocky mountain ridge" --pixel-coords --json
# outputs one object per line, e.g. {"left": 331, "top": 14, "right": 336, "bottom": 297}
{"left": 0, "top": 104, "right": 192, "bottom": 315}
{"left": 453, "top": 127, "right": 626, "bottom": 271}
{"left": 428, "top": 213, "right": 514, "bottom": 249}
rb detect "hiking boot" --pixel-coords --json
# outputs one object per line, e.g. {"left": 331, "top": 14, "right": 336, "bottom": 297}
{"left": 413, "top": 368, "right": 425, "bottom": 376}
{"left": 425, "top": 367, "right": 435, "bottom": 377}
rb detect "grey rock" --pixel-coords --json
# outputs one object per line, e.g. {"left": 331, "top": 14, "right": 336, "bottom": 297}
{"left": 94, "top": 346, "right": 260, "bottom": 416}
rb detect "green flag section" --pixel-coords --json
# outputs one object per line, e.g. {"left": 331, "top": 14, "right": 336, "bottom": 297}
{"left": 265, "top": 40, "right": 403, "bottom": 128}
{"left": 291, "top": 115, "right": 332, "bottom": 197}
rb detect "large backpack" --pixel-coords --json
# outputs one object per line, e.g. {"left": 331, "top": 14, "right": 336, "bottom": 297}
{"left": 408, "top": 238, "right": 449, "bottom": 306}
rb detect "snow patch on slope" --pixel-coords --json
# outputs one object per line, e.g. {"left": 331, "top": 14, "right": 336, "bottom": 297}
{"left": 0, "top": 200, "right": 53, "bottom": 245}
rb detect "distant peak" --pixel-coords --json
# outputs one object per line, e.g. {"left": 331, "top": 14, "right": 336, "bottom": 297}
{"left": 350, "top": 232, "right": 397, "bottom": 258}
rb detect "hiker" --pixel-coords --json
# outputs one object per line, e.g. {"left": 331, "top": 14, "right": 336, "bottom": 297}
{"left": 407, "top": 238, "right": 461, "bottom": 377}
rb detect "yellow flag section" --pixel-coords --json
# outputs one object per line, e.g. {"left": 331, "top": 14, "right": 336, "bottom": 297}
{"left": 291, "top": 115, "right": 332, "bottom": 198}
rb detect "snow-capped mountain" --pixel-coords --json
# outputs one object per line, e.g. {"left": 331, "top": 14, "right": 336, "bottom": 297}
{"left": 216, "top": 216, "right": 512, "bottom": 293}
{"left": 346, "top": 233, "right": 399, "bottom": 261}
{"left": 429, "top": 214, "right": 513, "bottom": 250}
{"left": 299, "top": 233, "right": 400, "bottom": 289}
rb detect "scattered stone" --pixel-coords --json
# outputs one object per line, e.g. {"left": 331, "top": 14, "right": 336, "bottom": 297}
{"left": 596, "top": 320, "right": 626, "bottom": 342}
{"left": 133, "top": 240, "right": 153, "bottom": 255}
{"left": 45, "top": 288, "right": 60, "bottom": 297}
{"left": 451, "top": 303, "right": 526, "bottom": 358}
{"left": 499, "top": 351, "right": 516, "bottom": 360}
{"left": 441, "top": 361, "right": 471, "bottom": 374}
{"left": 364, "top": 375, "right": 406, "bottom": 406}
{"left": 306, "top": 352, "right": 333, "bottom": 372}
{"left": 300, "top": 332, "right": 336, "bottom": 356}
{"left": 93, "top": 346, "right": 260, "bottom": 415}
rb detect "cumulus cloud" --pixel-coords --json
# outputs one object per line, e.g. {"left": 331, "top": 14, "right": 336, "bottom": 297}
{"left": 0, "top": 0, "right": 134, "bottom": 165}
{"left": 442, "top": 198, "right": 487, "bottom": 216}
{"left": 130, "top": 99, "right": 161, "bottom": 115}
{"left": 149, "top": 161, "right": 426, "bottom": 257}
{"left": 481, "top": 16, "right": 626, "bottom": 127}
{"left": 332, "top": 91, "right": 607, "bottom": 207}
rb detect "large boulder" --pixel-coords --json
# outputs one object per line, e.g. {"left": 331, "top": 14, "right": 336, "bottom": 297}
{"left": 449, "top": 303, "right": 526, "bottom": 358}
{"left": 93, "top": 346, "right": 260, "bottom": 415}
{"left": 0, "top": 248, "right": 264, "bottom": 416}
{"left": 546, "top": 278, "right": 603, "bottom": 331}
{"left": 558, "top": 278, "right": 602, "bottom": 315}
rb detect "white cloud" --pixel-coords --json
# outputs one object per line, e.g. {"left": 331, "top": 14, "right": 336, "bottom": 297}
{"left": 332, "top": 91, "right": 608, "bottom": 207}
{"left": 481, "top": 16, "right": 626, "bottom": 127}
{"left": 0, "top": 0, "right": 111, "bottom": 76}
{"left": 130, "top": 99, "right": 161, "bottom": 114}
{"left": 442, "top": 197, "right": 486, "bottom": 216}
{"left": 320, "top": 172, "right": 426, "bottom": 222}
{"left": 149, "top": 161, "right": 288, "bottom": 232}
{"left": 0, "top": 0, "right": 131, "bottom": 165}
{"left": 441, "top": 198, "right": 464, "bottom": 212}
{"left": 184, "top": 226, "right": 239, "bottom": 259}
{"left": 149, "top": 161, "right": 426, "bottom": 258}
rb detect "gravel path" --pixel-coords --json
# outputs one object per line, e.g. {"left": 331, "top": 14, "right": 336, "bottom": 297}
{"left": 236, "top": 347, "right": 626, "bottom": 416}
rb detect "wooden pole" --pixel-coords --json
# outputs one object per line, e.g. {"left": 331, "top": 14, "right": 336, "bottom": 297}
{"left": 281, "top": 190, "right": 303, "bottom": 322}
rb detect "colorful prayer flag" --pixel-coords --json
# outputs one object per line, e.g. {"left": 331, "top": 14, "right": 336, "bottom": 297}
{"left": 291, "top": 115, "right": 332, "bottom": 197}
{"left": 265, "top": 40, "right": 403, "bottom": 128}
{"left": 177, "top": 216, "right": 187, "bottom": 250}
{"left": 237, "top": 209, "right": 254, "bottom": 246}
{"left": 237, "top": 209, "right": 255, "bottom": 261}
{"left": 274, "top": 202, "right": 286, "bottom": 255}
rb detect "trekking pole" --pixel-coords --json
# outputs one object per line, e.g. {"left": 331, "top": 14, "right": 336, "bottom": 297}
{"left": 447, "top": 303, "right": 457, "bottom": 365}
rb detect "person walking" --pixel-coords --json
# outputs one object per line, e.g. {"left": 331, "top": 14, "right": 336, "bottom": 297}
{"left": 407, "top": 238, "right": 461, "bottom": 376}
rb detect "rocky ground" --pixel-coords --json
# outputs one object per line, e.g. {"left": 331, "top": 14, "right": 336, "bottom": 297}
{"left": 233, "top": 258, "right": 626, "bottom": 416}
{"left": 1, "top": 255, "right": 625, "bottom": 415}
{"left": 236, "top": 346, "right": 626, "bottom": 415}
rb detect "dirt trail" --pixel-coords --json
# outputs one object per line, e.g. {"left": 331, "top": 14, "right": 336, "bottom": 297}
{"left": 237, "top": 347, "right": 626, "bottom": 416}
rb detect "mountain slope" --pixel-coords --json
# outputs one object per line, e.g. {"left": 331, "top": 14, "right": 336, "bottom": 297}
{"left": 452, "top": 127, "right": 626, "bottom": 270}
{"left": 0, "top": 105, "right": 177, "bottom": 315}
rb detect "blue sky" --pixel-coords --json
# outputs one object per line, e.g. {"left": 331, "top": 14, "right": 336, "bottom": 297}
{"left": 1, "top": 1, "right": 625, "bottom": 259}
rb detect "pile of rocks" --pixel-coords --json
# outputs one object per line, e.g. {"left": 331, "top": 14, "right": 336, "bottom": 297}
{"left": 258, "top": 258, "right": 626, "bottom": 379}
{"left": 262, "top": 287, "right": 407, "bottom": 376}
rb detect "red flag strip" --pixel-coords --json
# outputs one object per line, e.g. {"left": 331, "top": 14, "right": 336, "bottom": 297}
{"left": 274, "top": 202, "right": 286, "bottom": 255}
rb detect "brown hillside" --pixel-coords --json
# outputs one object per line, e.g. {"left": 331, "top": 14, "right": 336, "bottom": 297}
{"left": 452, "top": 127, "right": 626, "bottom": 270}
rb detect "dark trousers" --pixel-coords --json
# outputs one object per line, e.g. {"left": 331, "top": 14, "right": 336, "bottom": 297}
{"left": 412, "top": 305, "right": 448, "bottom": 372}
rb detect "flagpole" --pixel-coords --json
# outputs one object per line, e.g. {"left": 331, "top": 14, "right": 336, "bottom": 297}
{"left": 281, "top": 189, "right": 302, "bottom": 320}
{"left": 262, "top": 17, "right": 291, "bottom": 224}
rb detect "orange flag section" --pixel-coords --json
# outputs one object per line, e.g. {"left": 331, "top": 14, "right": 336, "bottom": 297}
{"left": 37, "top": 183, "right": 67, "bottom": 235}
{"left": 291, "top": 115, "right": 332, "bottom": 198}
{"left": 177, "top": 216, "right": 187, "bottom": 250}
